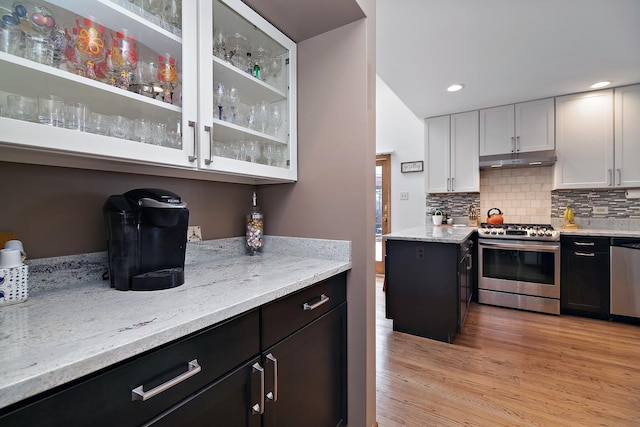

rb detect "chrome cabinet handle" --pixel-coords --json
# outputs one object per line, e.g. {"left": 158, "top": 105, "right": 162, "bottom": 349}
{"left": 516, "top": 136, "right": 520, "bottom": 152}
{"left": 204, "top": 125, "right": 213, "bottom": 165}
{"left": 451, "top": 177, "right": 455, "bottom": 192}
{"left": 575, "top": 252, "right": 595, "bottom": 257}
{"left": 574, "top": 241, "right": 595, "bottom": 246}
{"left": 466, "top": 253, "right": 473, "bottom": 271}
{"left": 251, "top": 362, "right": 265, "bottom": 414}
{"left": 266, "top": 353, "right": 278, "bottom": 402}
{"left": 480, "top": 241, "right": 559, "bottom": 252}
{"left": 303, "top": 294, "right": 329, "bottom": 311}
{"left": 446, "top": 178, "right": 450, "bottom": 191}
{"left": 188, "top": 120, "right": 197, "bottom": 162}
{"left": 608, "top": 169, "right": 612, "bottom": 186}
{"left": 132, "top": 359, "right": 201, "bottom": 401}
{"left": 511, "top": 136, "right": 515, "bottom": 152}
{"left": 617, "top": 168, "right": 622, "bottom": 186}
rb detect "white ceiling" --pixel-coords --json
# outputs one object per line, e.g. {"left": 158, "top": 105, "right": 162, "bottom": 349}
{"left": 377, "top": 0, "right": 640, "bottom": 119}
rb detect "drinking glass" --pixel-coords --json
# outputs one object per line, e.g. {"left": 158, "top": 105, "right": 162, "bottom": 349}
{"left": 74, "top": 17, "right": 107, "bottom": 80}
{"left": 246, "top": 140, "right": 261, "bottom": 163}
{"left": 227, "top": 86, "right": 239, "bottom": 124}
{"left": 263, "top": 142, "right": 276, "bottom": 166}
{"left": 245, "top": 104, "right": 256, "bottom": 130}
{"left": 256, "top": 101, "right": 270, "bottom": 134}
{"left": 163, "top": 0, "right": 182, "bottom": 29}
{"left": 166, "top": 119, "right": 182, "bottom": 148}
{"left": 65, "top": 102, "right": 91, "bottom": 131}
{"left": 268, "top": 54, "right": 282, "bottom": 79}
{"left": 38, "top": 95, "right": 65, "bottom": 127}
{"left": 90, "top": 112, "right": 110, "bottom": 135}
{"left": 0, "top": 25, "right": 23, "bottom": 56}
{"left": 109, "top": 115, "right": 133, "bottom": 139}
{"left": 157, "top": 53, "right": 178, "bottom": 103}
{"left": 213, "top": 82, "right": 225, "bottom": 120}
{"left": 271, "top": 104, "right": 283, "bottom": 136}
{"left": 7, "top": 95, "right": 38, "bottom": 122}
{"left": 109, "top": 29, "right": 137, "bottom": 90}
{"left": 133, "top": 118, "right": 151, "bottom": 143}
{"left": 25, "top": 34, "right": 54, "bottom": 66}
{"left": 150, "top": 121, "right": 167, "bottom": 145}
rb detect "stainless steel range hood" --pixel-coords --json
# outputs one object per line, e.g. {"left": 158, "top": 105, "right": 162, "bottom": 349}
{"left": 479, "top": 151, "right": 557, "bottom": 170}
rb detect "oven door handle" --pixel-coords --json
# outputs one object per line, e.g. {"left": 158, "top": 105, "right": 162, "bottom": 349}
{"left": 479, "top": 241, "right": 559, "bottom": 252}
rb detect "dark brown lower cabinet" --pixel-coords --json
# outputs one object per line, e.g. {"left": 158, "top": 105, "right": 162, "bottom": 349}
{"left": 561, "top": 236, "right": 610, "bottom": 318}
{"left": 0, "top": 273, "right": 347, "bottom": 427}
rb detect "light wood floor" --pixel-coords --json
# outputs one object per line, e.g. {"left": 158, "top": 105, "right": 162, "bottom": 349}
{"left": 375, "top": 277, "right": 640, "bottom": 426}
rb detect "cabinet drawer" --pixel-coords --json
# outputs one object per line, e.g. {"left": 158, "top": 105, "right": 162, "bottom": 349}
{"left": 562, "top": 236, "right": 610, "bottom": 252}
{"left": 0, "top": 310, "right": 259, "bottom": 427}
{"left": 262, "top": 273, "right": 347, "bottom": 349}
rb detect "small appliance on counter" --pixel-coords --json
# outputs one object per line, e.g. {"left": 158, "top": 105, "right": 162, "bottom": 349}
{"left": 103, "top": 188, "right": 189, "bottom": 291}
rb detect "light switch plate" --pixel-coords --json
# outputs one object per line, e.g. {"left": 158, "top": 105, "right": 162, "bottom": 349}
{"left": 187, "top": 226, "right": 202, "bottom": 242}
{"left": 593, "top": 207, "right": 609, "bottom": 215}
{"left": 400, "top": 191, "right": 409, "bottom": 200}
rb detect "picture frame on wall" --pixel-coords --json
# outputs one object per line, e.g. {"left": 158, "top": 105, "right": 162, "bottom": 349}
{"left": 400, "top": 161, "right": 423, "bottom": 173}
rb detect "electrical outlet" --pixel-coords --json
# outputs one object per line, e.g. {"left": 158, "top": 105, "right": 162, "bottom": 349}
{"left": 187, "top": 226, "right": 202, "bottom": 242}
{"left": 593, "top": 207, "right": 609, "bottom": 215}
{"left": 400, "top": 191, "right": 409, "bottom": 200}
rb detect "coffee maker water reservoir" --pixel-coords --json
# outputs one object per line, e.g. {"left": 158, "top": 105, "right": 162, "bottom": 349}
{"left": 103, "top": 188, "right": 189, "bottom": 291}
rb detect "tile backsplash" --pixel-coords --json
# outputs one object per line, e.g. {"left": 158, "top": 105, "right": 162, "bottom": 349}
{"left": 480, "top": 167, "right": 553, "bottom": 224}
{"left": 426, "top": 165, "right": 640, "bottom": 226}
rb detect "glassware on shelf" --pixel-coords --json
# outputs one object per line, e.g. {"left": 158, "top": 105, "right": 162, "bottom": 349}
{"left": 6, "top": 95, "right": 37, "bottom": 122}
{"left": 133, "top": 118, "right": 151, "bottom": 143}
{"left": 213, "top": 82, "right": 225, "bottom": 120}
{"left": 227, "top": 85, "right": 239, "bottom": 124}
{"left": 224, "top": 32, "right": 247, "bottom": 69}
{"left": 65, "top": 102, "right": 91, "bottom": 131}
{"left": 213, "top": 28, "right": 225, "bottom": 59}
{"left": 157, "top": 53, "right": 178, "bottom": 104}
{"left": 246, "top": 140, "right": 261, "bottom": 163}
{"left": 270, "top": 104, "right": 283, "bottom": 136}
{"left": 0, "top": 24, "right": 23, "bottom": 56}
{"left": 109, "top": 29, "right": 137, "bottom": 90}
{"left": 37, "top": 95, "right": 65, "bottom": 127}
{"left": 263, "top": 142, "right": 276, "bottom": 166}
{"left": 162, "top": 0, "right": 182, "bottom": 29}
{"left": 256, "top": 101, "right": 269, "bottom": 134}
{"left": 74, "top": 17, "right": 106, "bottom": 80}
{"left": 268, "top": 54, "right": 282, "bottom": 79}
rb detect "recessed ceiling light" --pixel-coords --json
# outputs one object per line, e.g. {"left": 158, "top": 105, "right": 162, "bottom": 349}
{"left": 447, "top": 84, "right": 464, "bottom": 92}
{"left": 590, "top": 81, "right": 611, "bottom": 89}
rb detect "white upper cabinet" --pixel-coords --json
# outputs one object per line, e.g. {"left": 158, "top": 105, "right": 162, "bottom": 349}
{"left": 554, "top": 89, "right": 614, "bottom": 189}
{"left": 480, "top": 98, "right": 555, "bottom": 156}
{"left": 614, "top": 84, "right": 640, "bottom": 188}
{"left": 0, "top": 0, "right": 296, "bottom": 183}
{"left": 425, "top": 111, "right": 479, "bottom": 193}
{"left": 197, "top": 0, "right": 297, "bottom": 182}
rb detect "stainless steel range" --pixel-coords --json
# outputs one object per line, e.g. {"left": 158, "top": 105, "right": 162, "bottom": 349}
{"left": 478, "top": 223, "right": 560, "bottom": 315}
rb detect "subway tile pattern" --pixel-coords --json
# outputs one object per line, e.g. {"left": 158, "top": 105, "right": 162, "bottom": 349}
{"left": 479, "top": 167, "right": 553, "bottom": 224}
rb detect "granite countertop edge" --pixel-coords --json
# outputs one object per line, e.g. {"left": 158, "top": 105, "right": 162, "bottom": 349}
{"left": 0, "top": 236, "right": 352, "bottom": 410}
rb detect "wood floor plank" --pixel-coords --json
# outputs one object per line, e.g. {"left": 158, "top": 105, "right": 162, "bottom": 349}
{"left": 376, "top": 277, "right": 640, "bottom": 426}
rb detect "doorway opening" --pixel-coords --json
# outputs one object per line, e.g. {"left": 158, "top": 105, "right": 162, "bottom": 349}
{"left": 376, "top": 154, "right": 391, "bottom": 274}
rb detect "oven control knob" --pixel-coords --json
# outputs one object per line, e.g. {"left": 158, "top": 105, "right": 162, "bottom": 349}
{"left": 531, "top": 230, "right": 538, "bottom": 236}
{"left": 545, "top": 231, "right": 552, "bottom": 237}
{"left": 497, "top": 229, "right": 505, "bottom": 235}
{"left": 490, "top": 229, "right": 497, "bottom": 234}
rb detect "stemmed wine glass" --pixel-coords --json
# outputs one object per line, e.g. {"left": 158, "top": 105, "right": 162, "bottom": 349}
{"left": 263, "top": 142, "right": 276, "bottom": 166}
{"left": 256, "top": 101, "right": 270, "bottom": 134}
{"left": 270, "top": 104, "right": 283, "bottom": 137}
{"left": 214, "top": 83, "right": 225, "bottom": 120}
{"left": 227, "top": 86, "right": 239, "bottom": 123}
{"left": 246, "top": 140, "right": 261, "bottom": 163}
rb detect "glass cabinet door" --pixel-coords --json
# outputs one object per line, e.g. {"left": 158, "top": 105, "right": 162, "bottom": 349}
{"left": 197, "top": 0, "right": 297, "bottom": 182}
{"left": 0, "top": 0, "right": 197, "bottom": 168}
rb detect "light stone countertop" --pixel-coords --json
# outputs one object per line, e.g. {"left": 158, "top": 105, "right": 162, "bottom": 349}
{"left": 383, "top": 225, "right": 476, "bottom": 244}
{"left": 0, "top": 236, "right": 351, "bottom": 409}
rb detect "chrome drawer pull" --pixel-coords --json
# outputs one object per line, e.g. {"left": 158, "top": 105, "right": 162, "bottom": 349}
{"left": 266, "top": 353, "right": 278, "bottom": 402}
{"left": 574, "top": 242, "right": 595, "bottom": 246}
{"left": 575, "top": 252, "right": 595, "bottom": 257}
{"left": 303, "top": 294, "right": 329, "bottom": 311}
{"left": 132, "top": 359, "right": 201, "bottom": 401}
{"left": 204, "top": 125, "right": 213, "bottom": 165}
{"left": 252, "top": 362, "right": 265, "bottom": 414}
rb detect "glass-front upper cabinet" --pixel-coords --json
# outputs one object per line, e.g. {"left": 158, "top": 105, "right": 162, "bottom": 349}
{"left": 197, "top": 0, "right": 297, "bottom": 182}
{"left": 0, "top": 0, "right": 198, "bottom": 168}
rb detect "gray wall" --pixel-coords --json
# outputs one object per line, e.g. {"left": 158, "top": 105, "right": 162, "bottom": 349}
{"left": 0, "top": 161, "right": 254, "bottom": 259}
{"left": 258, "top": 17, "right": 376, "bottom": 427}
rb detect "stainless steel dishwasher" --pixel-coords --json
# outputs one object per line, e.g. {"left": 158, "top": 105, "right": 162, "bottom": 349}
{"left": 610, "top": 238, "right": 640, "bottom": 317}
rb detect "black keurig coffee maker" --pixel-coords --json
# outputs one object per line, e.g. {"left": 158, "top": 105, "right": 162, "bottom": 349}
{"left": 103, "top": 188, "right": 189, "bottom": 291}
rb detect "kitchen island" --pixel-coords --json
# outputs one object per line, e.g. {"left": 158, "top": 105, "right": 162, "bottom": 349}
{"left": 384, "top": 225, "right": 476, "bottom": 343}
{"left": 0, "top": 236, "right": 351, "bottom": 421}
